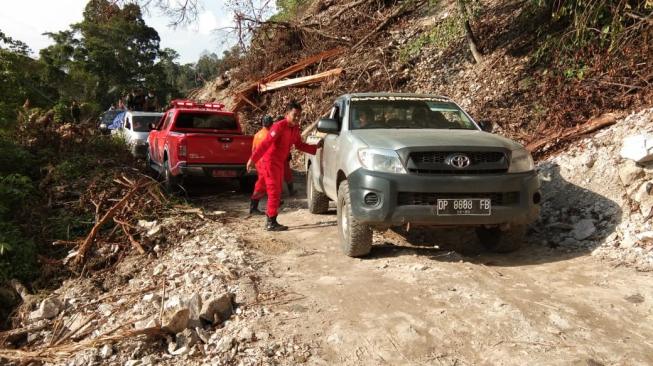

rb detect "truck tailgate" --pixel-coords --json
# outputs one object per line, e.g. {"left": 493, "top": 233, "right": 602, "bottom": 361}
{"left": 185, "top": 133, "right": 253, "bottom": 164}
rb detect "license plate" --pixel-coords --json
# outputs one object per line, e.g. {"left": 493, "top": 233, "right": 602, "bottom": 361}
{"left": 212, "top": 170, "right": 238, "bottom": 178}
{"left": 436, "top": 199, "right": 491, "bottom": 216}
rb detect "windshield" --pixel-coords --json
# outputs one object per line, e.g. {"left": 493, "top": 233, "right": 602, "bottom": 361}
{"left": 174, "top": 112, "right": 239, "bottom": 130}
{"left": 349, "top": 98, "right": 477, "bottom": 130}
{"left": 132, "top": 115, "right": 161, "bottom": 132}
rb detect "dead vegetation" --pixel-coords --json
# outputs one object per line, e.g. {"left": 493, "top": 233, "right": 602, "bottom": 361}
{"left": 191, "top": 0, "right": 652, "bottom": 155}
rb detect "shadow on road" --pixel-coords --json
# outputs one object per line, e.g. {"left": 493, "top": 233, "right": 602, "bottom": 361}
{"left": 367, "top": 164, "right": 622, "bottom": 267}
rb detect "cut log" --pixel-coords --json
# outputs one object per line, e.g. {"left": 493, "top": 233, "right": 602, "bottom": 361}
{"left": 526, "top": 113, "right": 619, "bottom": 154}
{"left": 259, "top": 68, "right": 343, "bottom": 92}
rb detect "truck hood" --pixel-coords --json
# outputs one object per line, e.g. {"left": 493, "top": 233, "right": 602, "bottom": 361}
{"left": 351, "top": 129, "right": 524, "bottom": 151}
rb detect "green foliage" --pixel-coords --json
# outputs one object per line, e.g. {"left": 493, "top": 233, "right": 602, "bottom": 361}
{"left": 399, "top": 15, "right": 464, "bottom": 62}
{"left": 273, "top": 0, "right": 309, "bottom": 20}
{"left": 0, "top": 223, "right": 37, "bottom": 283}
{"left": 52, "top": 101, "right": 70, "bottom": 124}
{"left": 40, "top": 0, "right": 172, "bottom": 108}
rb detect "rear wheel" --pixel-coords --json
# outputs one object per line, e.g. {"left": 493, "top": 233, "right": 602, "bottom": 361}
{"left": 337, "top": 181, "right": 372, "bottom": 257}
{"left": 476, "top": 225, "right": 526, "bottom": 253}
{"left": 163, "top": 159, "right": 181, "bottom": 193}
{"left": 307, "top": 167, "right": 329, "bottom": 214}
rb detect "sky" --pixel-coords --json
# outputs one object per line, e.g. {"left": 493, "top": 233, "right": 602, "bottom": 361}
{"left": 0, "top": 0, "right": 236, "bottom": 64}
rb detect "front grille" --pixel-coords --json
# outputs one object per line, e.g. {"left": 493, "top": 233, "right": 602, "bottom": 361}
{"left": 407, "top": 150, "right": 508, "bottom": 175}
{"left": 397, "top": 192, "right": 520, "bottom": 206}
{"left": 408, "top": 168, "right": 508, "bottom": 175}
{"left": 411, "top": 151, "right": 505, "bottom": 164}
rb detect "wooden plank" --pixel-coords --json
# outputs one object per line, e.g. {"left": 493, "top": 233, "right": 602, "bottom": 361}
{"left": 259, "top": 68, "right": 343, "bottom": 93}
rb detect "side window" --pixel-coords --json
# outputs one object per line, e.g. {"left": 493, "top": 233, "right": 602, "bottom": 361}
{"left": 161, "top": 113, "right": 173, "bottom": 130}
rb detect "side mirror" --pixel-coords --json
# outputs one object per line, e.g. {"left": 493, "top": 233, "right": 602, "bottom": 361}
{"left": 148, "top": 123, "right": 157, "bottom": 131}
{"left": 317, "top": 118, "right": 339, "bottom": 134}
{"left": 478, "top": 120, "right": 493, "bottom": 133}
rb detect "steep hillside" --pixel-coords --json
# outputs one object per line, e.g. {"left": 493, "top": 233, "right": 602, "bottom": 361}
{"left": 192, "top": 0, "right": 652, "bottom": 154}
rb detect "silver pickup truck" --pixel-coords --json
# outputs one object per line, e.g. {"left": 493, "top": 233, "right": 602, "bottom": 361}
{"left": 305, "top": 93, "right": 541, "bottom": 257}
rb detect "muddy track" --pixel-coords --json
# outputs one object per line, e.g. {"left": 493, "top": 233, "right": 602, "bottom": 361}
{"left": 190, "top": 174, "right": 653, "bottom": 365}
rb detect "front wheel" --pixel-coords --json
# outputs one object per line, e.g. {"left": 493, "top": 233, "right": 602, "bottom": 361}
{"left": 337, "top": 181, "right": 372, "bottom": 257}
{"left": 307, "top": 167, "right": 329, "bottom": 214}
{"left": 476, "top": 225, "right": 526, "bottom": 253}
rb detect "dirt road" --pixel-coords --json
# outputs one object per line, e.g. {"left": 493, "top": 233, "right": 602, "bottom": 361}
{"left": 195, "top": 176, "right": 653, "bottom": 366}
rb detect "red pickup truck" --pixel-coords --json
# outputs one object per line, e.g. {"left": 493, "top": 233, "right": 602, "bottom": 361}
{"left": 147, "top": 100, "right": 255, "bottom": 191}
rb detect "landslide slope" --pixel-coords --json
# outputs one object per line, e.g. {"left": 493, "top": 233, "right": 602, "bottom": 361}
{"left": 193, "top": 0, "right": 652, "bottom": 152}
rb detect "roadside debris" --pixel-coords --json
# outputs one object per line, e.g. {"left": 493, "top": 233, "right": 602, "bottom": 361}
{"left": 620, "top": 134, "right": 653, "bottom": 163}
{"left": 535, "top": 108, "right": 653, "bottom": 269}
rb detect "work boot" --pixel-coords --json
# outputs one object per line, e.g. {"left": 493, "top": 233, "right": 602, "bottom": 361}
{"left": 249, "top": 199, "right": 264, "bottom": 215}
{"left": 287, "top": 183, "right": 297, "bottom": 196}
{"left": 266, "top": 216, "right": 288, "bottom": 231}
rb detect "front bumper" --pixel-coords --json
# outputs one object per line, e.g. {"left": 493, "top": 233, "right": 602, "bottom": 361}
{"left": 347, "top": 169, "right": 541, "bottom": 226}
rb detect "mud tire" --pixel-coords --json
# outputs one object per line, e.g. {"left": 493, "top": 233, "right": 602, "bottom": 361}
{"left": 307, "top": 167, "right": 329, "bottom": 214}
{"left": 337, "top": 181, "right": 372, "bottom": 257}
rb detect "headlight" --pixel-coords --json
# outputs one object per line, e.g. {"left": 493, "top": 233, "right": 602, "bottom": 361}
{"left": 508, "top": 149, "right": 535, "bottom": 173}
{"left": 358, "top": 148, "right": 407, "bottom": 174}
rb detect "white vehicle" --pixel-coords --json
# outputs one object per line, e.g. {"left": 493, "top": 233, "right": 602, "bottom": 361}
{"left": 112, "top": 111, "right": 163, "bottom": 158}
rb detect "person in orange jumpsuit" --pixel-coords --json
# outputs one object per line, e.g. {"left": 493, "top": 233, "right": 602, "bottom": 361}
{"left": 247, "top": 101, "right": 322, "bottom": 231}
{"left": 249, "top": 115, "right": 274, "bottom": 215}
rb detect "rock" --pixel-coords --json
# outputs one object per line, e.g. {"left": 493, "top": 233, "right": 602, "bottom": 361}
{"left": 162, "top": 308, "right": 190, "bottom": 334}
{"left": 152, "top": 263, "right": 166, "bottom": 276}
{"left": 237, "top": 327, "right": 255, "bottom": 342}
{"left": 143, "top": 293, "right": 161, "bottom": 304}
{"left": 175, "top": 329, "right": 201, "bottom": 350}
{"left": 99, "top": 344, "right": 113, "bottom": 359}
{"left": 636, "top": 231, "right": 653, "bottom": 244}
{"left": 618, "top": 160, "right": 644, "bottom": 186}
{"left": 125, "top": 360, "right": 142, "bottom": 366}
{"left": 186, "top": 293, "right": 202, "bottom": 321}
{"left": 216, "top": 335, "right": 234, "bottom": 353}
{"left": 98, "top": 303, "right": 113, "bottom": 317}
{"left": 620, "top": 134, "right": 653, "bottom": 163}
{"left": 571, "top": 219, "right": 596, "bottom": 241}
{"left": 199, "top": 293, "right": 233, "bottom": 324}
{"left": 632, "top": 182, "right": 653, "bottom": 216}
{"left": 29, "top": 297, "right": 63, "bottom": 320}
{"left": 195, "top": 327, "right": 211, "bottom": 343}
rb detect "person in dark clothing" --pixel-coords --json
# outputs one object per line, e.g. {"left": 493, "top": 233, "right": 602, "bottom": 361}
{"left": 71, "top": 100, "right": 81, "bottom": 123}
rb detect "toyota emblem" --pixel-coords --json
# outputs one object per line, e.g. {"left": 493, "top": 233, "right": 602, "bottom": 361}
{"left": 446, "top": 153, "right": 471, "bottom": 168}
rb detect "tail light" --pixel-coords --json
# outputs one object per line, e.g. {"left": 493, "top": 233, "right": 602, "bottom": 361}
{"left": 178, "top": 141, "right": 187, "bottom": 159}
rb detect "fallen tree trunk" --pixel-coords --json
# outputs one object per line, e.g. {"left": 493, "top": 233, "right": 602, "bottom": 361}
{"left": 259, "top": 68, "right": 343, "bottom": 92}
{"left": 526, "top": 113, "right": 619, "bottom": 154}
{"left": 72, "top": 178, "right": 152, "bottom": 266}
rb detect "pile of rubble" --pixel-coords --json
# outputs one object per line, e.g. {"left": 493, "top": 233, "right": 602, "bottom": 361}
{"left": 1, "top": 217, "right": 314, "bottom": 365}
{"left": 535, "top": 108, "right": 653, "bottom": 269}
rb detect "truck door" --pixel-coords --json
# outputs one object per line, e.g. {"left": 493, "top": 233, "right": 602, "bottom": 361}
{"left": 322, "top": 100, "right": 344, "bottom": 198}
{"left": 152, "top": 112, "right": 172, "bottom": 163}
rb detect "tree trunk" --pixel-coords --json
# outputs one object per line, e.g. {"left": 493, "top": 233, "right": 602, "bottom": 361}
{"left": 457, "top": 0, "right": 483, "bottom": 64}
